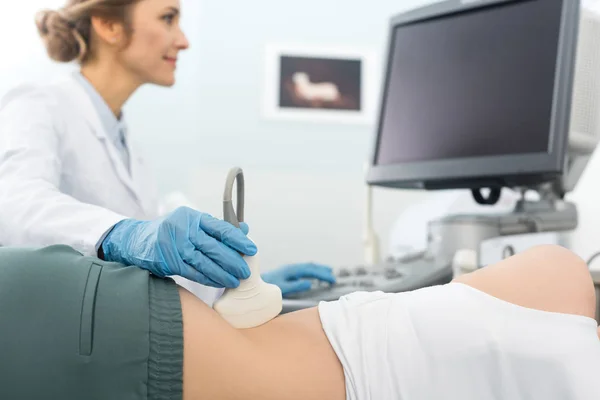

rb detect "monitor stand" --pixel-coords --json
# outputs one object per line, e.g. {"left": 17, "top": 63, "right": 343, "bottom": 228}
{"left": 427, "top": 185, "right": 578, "bottom": 268}
{"left": 280, "top": 185, "right": 578, "bottom": 313}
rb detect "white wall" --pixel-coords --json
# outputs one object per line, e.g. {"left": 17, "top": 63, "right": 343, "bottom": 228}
{"left": 0, "top": 0, "right": 76, "bottom": 93}
{"left": 0, "top": 0, "right": 440, "bottom": 271}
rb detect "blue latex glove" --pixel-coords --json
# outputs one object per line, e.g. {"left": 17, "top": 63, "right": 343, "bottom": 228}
{"left": 101, "top": 207, "right": 257, "bottom": 288}
{"left": 262, "top": 263, "right": 337, "bottom": 296}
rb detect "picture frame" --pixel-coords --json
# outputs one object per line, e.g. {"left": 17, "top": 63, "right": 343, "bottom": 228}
{"left": 262, "top": 43, "right": 381, "bottom": 124}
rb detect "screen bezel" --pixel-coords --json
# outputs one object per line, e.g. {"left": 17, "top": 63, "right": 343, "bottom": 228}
{"left": 366, "top": 0, "right": 580, "bottom": 190}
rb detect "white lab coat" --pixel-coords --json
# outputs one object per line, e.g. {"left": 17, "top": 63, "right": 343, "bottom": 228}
{"left": 0, "top": 74, "right": 221, "bottom": 305}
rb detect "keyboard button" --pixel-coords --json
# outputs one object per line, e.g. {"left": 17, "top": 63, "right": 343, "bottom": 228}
{"left": 384, "top": 269, "right": 404, "bottom": 280}
{"left": 337, "top": 268, "right": 352, "bottom": 278}
{"left": 355, "top": 266, "right": 368, "bottom": 276}
{"left": 358, "top": 279, "right": 375, "bottom": 288}
{"left": 317, "top": 280, "right": 332, "bottom": 288}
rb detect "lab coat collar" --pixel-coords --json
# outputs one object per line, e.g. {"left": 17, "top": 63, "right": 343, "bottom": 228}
{"left": 62, "top": 73, "right": 143, "bottom": 206}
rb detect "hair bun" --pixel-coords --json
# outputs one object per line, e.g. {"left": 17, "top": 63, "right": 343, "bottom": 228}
{"left": 35, "top": 9, "right": 83, "bottom": 63}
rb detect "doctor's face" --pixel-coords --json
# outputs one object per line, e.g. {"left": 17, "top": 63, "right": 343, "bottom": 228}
{"left": 119, "top": 0, "right": 189, "bottom": 86}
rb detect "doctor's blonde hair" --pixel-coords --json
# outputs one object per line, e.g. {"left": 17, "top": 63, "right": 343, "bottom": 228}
{"left": 35, "top": 0, "right": 142, "bottom": 64}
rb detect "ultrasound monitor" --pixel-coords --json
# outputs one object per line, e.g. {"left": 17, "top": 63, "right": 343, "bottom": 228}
{"left": 367, "top": 0, "right": 582, "bottom": 192}
{"left": 281, "top": 0, "right": 600, "bottom": 311}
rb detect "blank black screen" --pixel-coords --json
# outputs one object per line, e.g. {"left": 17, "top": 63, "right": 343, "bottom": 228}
{"left": 376, "top": 0, "right": 563, "bottom": 165}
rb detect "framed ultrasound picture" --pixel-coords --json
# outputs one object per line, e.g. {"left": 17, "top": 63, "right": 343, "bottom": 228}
{"left": 262, "top": 44, "right": 381, "bottom": 124}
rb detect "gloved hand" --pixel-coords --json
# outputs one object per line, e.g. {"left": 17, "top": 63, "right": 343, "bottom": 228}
{"left": 262, "top": 263, "right": 337, "bottom": 296}
{"left": 101, "top": 207, "right": 257, "bottom": 288}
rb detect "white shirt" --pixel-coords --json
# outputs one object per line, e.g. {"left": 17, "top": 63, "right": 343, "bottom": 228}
{"left": 71, "top": 72, "right": 130, "bottom": 172}
{"left": 319, "top": 283, "right": 600, "bottom": 400}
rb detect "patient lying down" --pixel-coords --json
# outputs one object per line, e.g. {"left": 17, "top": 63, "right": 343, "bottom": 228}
{"left": 0, "top": 245, "right": 599, "bottom": 400}
{"left": 185, "top": 245, "right": 600, "bottom": 400}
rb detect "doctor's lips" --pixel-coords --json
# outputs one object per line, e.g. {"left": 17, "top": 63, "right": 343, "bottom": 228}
{"left": 163, "top": 56, "right": 177, "bottom": 67}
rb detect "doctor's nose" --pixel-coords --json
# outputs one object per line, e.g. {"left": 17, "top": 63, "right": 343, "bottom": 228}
{"left": 176, "top": 30, "right": 190, "bottom": 51}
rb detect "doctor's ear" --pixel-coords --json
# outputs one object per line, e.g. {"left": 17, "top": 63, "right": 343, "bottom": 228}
{"left": 90, "top": 16, "right": 126, "bottom": 46}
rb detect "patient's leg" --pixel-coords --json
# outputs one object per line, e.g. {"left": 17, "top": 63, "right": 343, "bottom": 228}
{"left": 0, "top": 245, "right": 344, "bottom": 400}
{"left": 179, "top": 288, "right": 346, "bottom": 400}
{"left": 453, "top": 244, "right": 597, "bottom": 320}
{"left": 4, "top": 245, "right": 593, "bottom": 399}
{"left": 179, "top": 244, "right": 597, "bottom": 400}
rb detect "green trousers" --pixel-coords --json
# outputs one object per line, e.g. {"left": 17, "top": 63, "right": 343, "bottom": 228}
{"left": 0, "top": 245, "right": 183, "bottom": 400}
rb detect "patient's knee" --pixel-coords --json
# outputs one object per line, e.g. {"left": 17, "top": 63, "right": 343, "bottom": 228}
{"left": 510, "top": 245, "right": 595, "bottom": 318}
{"left": 524, "top": 245, "right": 593, "bottom": 293}
{"left": 456, "top": 245, "right": 597, "bottom": 320}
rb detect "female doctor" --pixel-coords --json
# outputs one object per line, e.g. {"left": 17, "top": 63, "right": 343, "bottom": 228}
{"left": 0, "top": 0, "right": 335, "bottom": 304}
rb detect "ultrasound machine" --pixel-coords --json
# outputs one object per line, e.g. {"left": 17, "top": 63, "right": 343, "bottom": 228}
{"left": 282, "top": 0, "right": 600, "bottom": 313}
